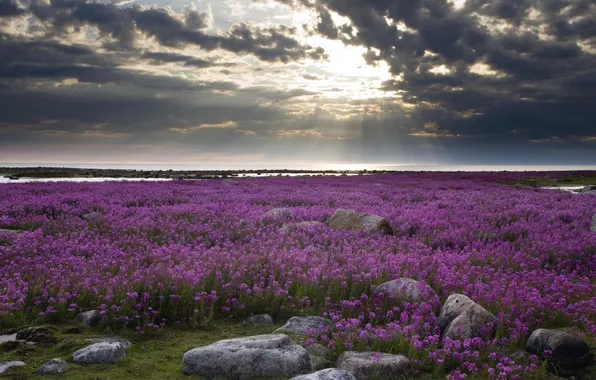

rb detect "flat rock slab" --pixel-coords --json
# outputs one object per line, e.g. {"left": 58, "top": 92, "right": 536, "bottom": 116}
{"left": 438, "top": 294, "right": 496, "bottom": 341}
{"left": 36, "top": 359, "right": 69, "bottom": 375}
{"left": 77, "top": 310, "right": 102, "bottom": 328}
{"left": 329, "top": 209, "right": 393, "bottom": 235}
{"left": 72, "top": 341, "right": 127, "bottom": 364}
{"left": 183, "top": 334, "right": 311, "bottom": 379}
{"left": 86, "top": 337, "right": 131, "bottom": 349}
{"left": 337, "top": 351, "right": 410, "bottom": 380}
{"left": 291, "top": 368, "right": 357, "bottom": 380}
{"left": 373, "top": 278, "right": 440, "bottom": 314}
{"left": 525, "top": 329, "right": 592, "bottom": 370}
{"left": 274, "top": 316, "right": 333, "bottom": 335}
{"left": 244, "top": 314, "right": 274, "bottom": 326}
{"left": 0, "top": 361, "right": 25, "bottom": 374}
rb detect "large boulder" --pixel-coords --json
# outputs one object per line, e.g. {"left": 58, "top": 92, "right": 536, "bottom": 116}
{"left": 337, "top": 351, "right": 410, "bottom": 380}
{"left": 525, "top": 329, "right": 592, "bottom": 370}
{"left": 86, "top": 337, "right": 131, "bottom": 349}
{"left": 373, "top": 278, "right": 440, "bottom": 314}
{"left": 329, "top": 209, "right": 393, "bottom": 235}
{"left": 16, "top": 326, "right": 57, "bottom": 344}
{"left": 183, "top": 334, "right": 311, "bottom": 379}
{"left": 244, "top": 314, "right": 274, "bottom": 327}
{"left": 0, "top": 361, "right": 25, "bottom": 374}
{"left": 36, "top": 359, "right": 69, "bottom": 375}
{"left": 77, "top": 310, "right": 102, "bottom": 328}
{"left": 274, "top": 316, "right": 333, "bottom": 335}
{"left": 438, "top": 294, "right": 496, "bottom": 342}
{"left": 291, "top": 368, "right": 357, "bottom": 380}
{"left": 72, "top": 341, "right": 127, "bottom": 364}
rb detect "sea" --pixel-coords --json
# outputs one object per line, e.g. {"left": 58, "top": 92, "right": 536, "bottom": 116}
{"left": 1, "top": 163, "right": 596, "bottom": 184}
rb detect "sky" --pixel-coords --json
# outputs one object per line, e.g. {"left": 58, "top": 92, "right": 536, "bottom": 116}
{"left": 0, "top": 0, "right": 595, "bottom": 167}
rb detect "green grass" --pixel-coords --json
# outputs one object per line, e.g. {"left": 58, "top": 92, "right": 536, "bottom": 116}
{"left": 500, "top": 174, "right": 596, "bottom": 187}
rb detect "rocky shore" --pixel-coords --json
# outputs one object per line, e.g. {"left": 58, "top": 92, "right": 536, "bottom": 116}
{"left": 0, "top": 167, "right": 390, "bottom": 180}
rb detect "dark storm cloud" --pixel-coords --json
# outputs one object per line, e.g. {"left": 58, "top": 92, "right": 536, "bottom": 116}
{"left": 19, "top": 0, "right": 325, "bottom": 63}
{"left": 281, "top": 0, "right": 596, "bottom": 142}
{"left": 0, "top": 0, "right": 24, "bottom": 17}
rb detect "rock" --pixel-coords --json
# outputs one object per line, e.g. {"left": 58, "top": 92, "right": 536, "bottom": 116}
{"left": 525, "top": 329, "right": 592, "bottom": 370}
{"left": 77, "top": 310, "right": 102, "bottom": 328}
{"left": 244, "top": 314, "right": 274, "bottom": 326}
{"left": 183, "top": 334, "right": 311, "bottom": 379}
{"left": 81, "top": 212, "right": 103, "bottom": 222}
{"left": 329, "top": 209, "right": 393, "bottom": 235}
{"left": 0, "top": 333, "right": 17, "bottom": 343}
{"left": 264, "top": 208, "right": 293, "bottom": 218}
{"left": 291, "top": 368, "right": 357, "bottom": 380}
{"left": 0, "top": 340, "right": 35, "bottom": 352}
{"left": 591, "top": 214, "right": 596, "bottom": 232}
{"left": 337, "top": 351, "right": 410, "bottom": 380}
{"left": 274, "top": 316, "right": 333, "bottom": 335}
{"left": 36, "top": 359, "right": 69, "bottom": 375}
{"left": 16, "top": 326, "right": 57, "bottom": 344}
{"left": 72, "top": 341, "right": 127, "bottom": 364}
{"left": 305, "top": 343, "right": 332, "bottom": 371}
{"left": 0, "top": 361, "right": 25, "bottom": 374}
{"left": 281, "top": 221, "right": 325, "bottom": 234}
{"left": 373, "top": 278, "right": 440, "bottom": 314}
{"left": 86, "top": 337, "right": 132, "bottom": 349}
{"left": 305, "top": 343, "right": 329, "bottom": 359}
{"left": 437, "top": 294, "right": 496, "bottom": 342}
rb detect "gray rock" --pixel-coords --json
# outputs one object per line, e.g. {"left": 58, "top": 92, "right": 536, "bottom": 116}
{"left": 373, "top": 278, "right": 440, "bottom": 314}
{"left": 81, "top": 212, "right": 103, "bottom": 222}
{"left": 274, "top": 316, "right": 333, "bottom": 335}
{"left": 86, "top": 337, "right": 131, "bottom": 349}
{"left": 183, "top": 334, "right": 311, "bottom": 379}
{"left": 264, "top": 208, "right": 294, "bottom": 218}
{"left": 438, "top": 294, "right": 496, "bottom": 342}
{"left": 16, "top": 326, "right": 57, "bottom": 344}
{"left": 0, "top": 333, "right": 17, "bottom": 343}
{"left": 337, "top": 351, "right": 410, "bottom": 380}
{"left": 72, "top": 341, "right": 127, "bottom": 364}
{"left": 0, "top": 361, "right": 25, "bottom": 374}
{"left": 329, "top": 209, "right": 393, "bottom": 235}
{"left": 36, "top": 359, "right": 69, "bottom": 375}
{"left": 292, "top": 368, "right": 357, "bottom": 380}
{"left": 244, "top": 314, "right": 274, "bottom": 327}
{"left": 305, "top": 343, "right": 329, "bottom": 359}
{"left": 591, "top": 214, "right": 596, "bottom": 232}
{"left": 77, "top": 310, "right": 102, "bottom": 328}
{"left": 525, "top": 329, "right": 592, "bottom": 370}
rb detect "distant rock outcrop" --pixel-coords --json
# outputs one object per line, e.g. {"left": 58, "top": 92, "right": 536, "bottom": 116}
{"left": 183, "top": 334, "right": 311, "bottom": 378}
{"left": 329, "top": 209, "right": 393, "bottom": 235}
{"left": 437, "top": 294, "right": 496, "bottom": 342}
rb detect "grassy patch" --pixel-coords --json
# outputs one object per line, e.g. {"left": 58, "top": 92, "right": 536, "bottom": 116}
{"left": 500, "top": 174, "right": 596, "bottom": 187}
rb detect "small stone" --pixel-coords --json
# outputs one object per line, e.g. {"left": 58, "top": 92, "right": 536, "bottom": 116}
{"left": 183, "top": 334, "right": 311, "bottom": 379}
{"left": 36, "top": 359, "right": 69, "bottom": 375}
{"left": 77, "top": 310, "right": 102, "bottom": 328}
{"left": 525, "top": 329, "right": 592, "bottom": 370}
{"left": 291, "top": 368, "right": 357, "bottom": 380}
{"left": 0, "top": 361, "right": 25, "bottom": 374}
{"left": 329, "top": 209, "right": 393, "bottom": 235}
{"left": 16, "top": 326, "right": 57, "bottom": 344}
{"left": 86, "top": 337, "right": 131, "bottom": 349}
{"left": 274, "top": 316, "right": 333, "bottom": 335}
{"left": 72, "top": 341, "right": 127, "bottom": 364}
{"left": 373, "top": 278, "right": 441, "bottom": 314}
{"left": 244, "top": 314, "right": 274, "bottom": 326}
{"left": 438, "top": 294, "right": 496, "bottom": 342}
{"left": 337, "top": 351, "right": 410, "bottom": 380}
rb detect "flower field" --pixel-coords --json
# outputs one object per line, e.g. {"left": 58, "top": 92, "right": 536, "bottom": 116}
{"left": 1, "top": 173, "right": 595, "bottom": 378}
